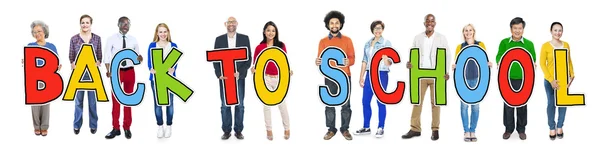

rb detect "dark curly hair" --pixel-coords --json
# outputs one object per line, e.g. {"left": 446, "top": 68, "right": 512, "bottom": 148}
{"left": 323, "top": 10, "right": 345, "bottom": 31}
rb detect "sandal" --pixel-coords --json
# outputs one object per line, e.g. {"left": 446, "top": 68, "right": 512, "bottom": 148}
{"left": 34, "top": 130, "right": 41, "bottom": 136}
{"left": 470, "top": 132, "right": 477, "bottom": 142}
{"left": 464, "top": 132, "right": 470, "bottom": 142}
{"left": 266, "top": 130, "right": 273, "bottom": 140}
{"left": 284, "top": 130, "right": 290, "bottom": 140}
{"left": 41, "top": 130, "right": 48, "bottom": 136}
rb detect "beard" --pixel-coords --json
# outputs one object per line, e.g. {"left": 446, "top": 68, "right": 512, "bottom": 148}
{"left": 330, "top": 28, "right": 339, "bottom": 34}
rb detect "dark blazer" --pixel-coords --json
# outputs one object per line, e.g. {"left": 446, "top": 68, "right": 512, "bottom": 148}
{"left": 213, "top": 33, "right": 252, "bottom": 79}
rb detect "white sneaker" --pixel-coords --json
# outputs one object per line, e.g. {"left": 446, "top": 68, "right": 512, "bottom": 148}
{"left": 375, "top": 128, "right": 384, "bottom": 138}
{"left": 157, "top": 126, "right": 164, "bottom": 138}
{"left": 164, "top": 125, "right": 172, "bottom": 138}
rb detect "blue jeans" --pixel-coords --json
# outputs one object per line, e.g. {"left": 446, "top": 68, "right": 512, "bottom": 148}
{"left": 460, "top": 79, "right": 479, "bottom": 133}
{"left": 73, "top": 72, "right": 98, "bottom": 129}
{"left": 545, "top": 80, "right": 566, "bottom": 130}
{"left": 362, "top": 71, "right": 388, "bottom": 129}
{"left": 220, "top": 78, "right": 245, "bottom": 134}
{"left": 151, "top": 81, "right": 174, "bottom": 126}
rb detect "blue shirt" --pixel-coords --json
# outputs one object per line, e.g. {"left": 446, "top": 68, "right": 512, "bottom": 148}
{"left": 28, "top": 42, "right": 58, "bottom": 66}
{"left": 147, "top": 42, "right": 179, "bottom": 81}
{"left": 363, "top": 36, "right": 393, "bottom": 71}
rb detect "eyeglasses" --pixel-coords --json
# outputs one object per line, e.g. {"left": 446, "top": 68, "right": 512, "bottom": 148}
{"left": 374, "top": 27, "right": 383, "bottom": 30}
{"left": 226, "top": 21, "right": 237, "bottom": 25}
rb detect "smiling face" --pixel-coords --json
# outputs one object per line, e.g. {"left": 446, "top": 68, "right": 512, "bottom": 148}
{"left": 328, "top": 18, "right": 341, "bottom": 34}
{"left": 119, "top": 19, "right": 130, "bottom": 34}
{"left": 373, "top": 24, "right": 383, "bottom": 37}
{"left": 463, "top": 25, "right": 474, "bottom": 40}
{"left": 226, "top": 17, "right": 237, "bottom": 33}
{"left": 551, "top": 24, "right": 563, "bottom": 40}
{"left": 424, "top": 15, "right": 436, "bottom": 33}
{"left": 80, "top": 17, "right": 91, "bottom": 32}
{"left": 264, "top": 25, "right": 276, "bottom": 41}
{"left": 157, "top": 26, "right": 169, "bottom": 41}
{"left": 32, "top": 25, "right": 45, "bottom": 41}
{"left": 511, "top": 23, "right": 524, "bottom": 40}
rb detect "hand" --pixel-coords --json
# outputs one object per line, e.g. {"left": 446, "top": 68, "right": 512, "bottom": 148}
{"left": 57, "top": 64, "right": 62, "bottom": 72}
{"left": 168, "top": 68, "right": 174, "bottom": 75}
{"left": 343, "top": 58, "right": 349, "bottom": 66}
{"left": 96, "top": 61, "right": 101, "bottom": 67}
{"left": 551, "top": 80, "right": 560, "bottom": 90}
{"left": 383, "top": 55, "right": 392, "bottom": 66}
{"left": 444, "top": 74, "right": 449, "bottom": 80}
{"left": 359, "top": 78, "right": 365, "bottom": 88}
{"left": 150, "top": 69, "right": 156, "bottom": 74}
{"left": 71, "top": 63, "right": 76, "bottom": 70}
{"left": 219, "top": 76, "right": 228, "bottom": 80}
{"left": 21, "top": 59, "right": 24, "bottom": 67}
{"left": 251, "top": 66, "right": 256, "bottom": 74}
{"left": 290, "top": 70, "right": 294, "bottom": 76}
{"left": 534, "top": 64, "right": 537, "bottom": 69}
{"left": 406, "top": 62, "right": 412, "bottom": 69}
{"left": 234, "top": 71, "right": 239, "bottom": 79}
{"left": 568, "top": 76, "right": 574, "bottom": 88}
{"left": 488, "top": 62, "right": 493, "bottom": 68}
{"left": 106, "top": 72, "right": 111, "bottom": 78}
{"left": 452, "top": 64, "right": 456, "bottom": 71}
{"left": 137, "top": 55, "right": 143, "bottom": 62}
{"left": 315, "top": 58, "right": 322, "bottom": 66}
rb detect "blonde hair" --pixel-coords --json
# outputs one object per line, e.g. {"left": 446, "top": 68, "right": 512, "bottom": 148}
{"left": 462, "top": 24, "right": 476, "bottom": 41}
{"left": 153, "top": 23, "right": 171, "bottom": 42}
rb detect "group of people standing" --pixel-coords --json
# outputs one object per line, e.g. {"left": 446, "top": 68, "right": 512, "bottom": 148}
{"left": 22, "top": 10, "right": 575, "bottom": 142}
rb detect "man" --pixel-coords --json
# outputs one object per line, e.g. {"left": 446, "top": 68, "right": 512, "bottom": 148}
{"left": 102, "top": 16, "right": 142, "bottom": 139}
{"left": 496, "top": 17, "right": 535, "bottom": 140}
{"left": 402, "top": 14, "right": 450, "bottom": 141}
{"left": 213, "top": 16, "right": 252, "bottom": 140}
{"left": 316, "top": 10, "right": 356, "bottom": 141}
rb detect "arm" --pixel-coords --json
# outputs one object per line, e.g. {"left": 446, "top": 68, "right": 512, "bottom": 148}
{"left": 454, "top": 44, "right": 461, "bottom": 60}
{"left": 385, "top": 40, "right": 394, "bottom": 64}
{"left": 173, "top": 43, "right": 178, "bottom": 71}
{"left": 567, "top": 44, "right": 574, "bottom": 77}
{"left": 528, "top": 42, "right": 537, "bottom": 62}
{"left": 95, "top": 37, "right": 103, "bottom": 62}
{"left": 346, "top": 38, "right": 356, "bottom": 66}
{"left": 69, "top": 37, "right": 76, "bottom": 64}
{"left": 240, "top": 36, "right": 252, "bottom": 71}
{"left": 213, "top": 37, "right": 222, "bottom": 78}
{"left": 103, "top": 36, "right": 113, "bottom": 72}
{"left": 441, "top": 36, "right": 450, "bottom": 73}
{"left": 147, "top": 43, "right": 153, "bottom": 70}
{"left": 496, "top": 40, "right": 505, "bottom": 64}
{"left": 539, "top": 44, "right": 552, "bottom": 82}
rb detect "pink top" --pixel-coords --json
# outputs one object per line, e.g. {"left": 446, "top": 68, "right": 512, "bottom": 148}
{"left": 253, "top": 42, "right": 287, "bottom": 75}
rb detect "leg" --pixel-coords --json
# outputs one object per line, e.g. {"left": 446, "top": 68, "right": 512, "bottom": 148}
{"left": 503, "top": 104, "right": 515, "bottom": 133}
{"left": 32, "top": 106, "right": 41, "bottom": 130}
{"left": 87, "top": 91, "right": 98, "bottom": 130}
{"left": 264, "top": 105, "right": 272, "bottom": 131}
{"left": 324, "top": 78, "right": 338, "bottom": 133}
{"left": 152, "top": 81, "right": 164, "bottom": 126}
{"left": 40, "top": 104, "right": 50, "bottom": 130}
{"left": 234, "top": 78, "right": 245, "bottom": 133}
{"left": 361, "top": 74, "right": 373, "bottom": 129}
{"left": 340, "top": 96, "right": 352, "bottom": 133}
{"left": 470, "top": 104, "right": 480, "bottom": 133}
{"left": 279, "top": 101, "right": 290, "bottom": 131}
{"left": 410, "top": 79, "right": 428, "bottom": 132}
{"left": 111, "top": 92, "right": 121, "bottom": 130}
{"left": 511, "top": 79, "right": 526, "bottom": 134}
{"left": 73, "top": 91, "right": 85, "bottom": 130}
{"left": 460, "top": 102, "right": 469, "bottom": 133}
{"left": 219, "top": 80, "right": 233, "bottom": 134}
{"left": 122, "top": 69, "right": 135, "bottom": 131}
{"left": 429, "top": 79, "right": 440, "bottom": 131}
{"left": 557, "top": 107, "right": 566, "bottom": 129}
{"left": 377, "top": 71, "right": 389, "bottom": 129}
{"left": 544, "top": 80, "right": 557, "bottom": 130}
{"left": 166, "top": 93, "right": 174, "bottom": 126}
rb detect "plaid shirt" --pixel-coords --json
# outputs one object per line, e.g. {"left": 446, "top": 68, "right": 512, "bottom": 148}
{"left": 69, "top": 33, "right": 102, "bottom": 63}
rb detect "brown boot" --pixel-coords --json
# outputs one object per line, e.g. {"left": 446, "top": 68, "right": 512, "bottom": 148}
{"left": 342, "top": 131, "right": 352, "bottom": 140}
{"left": 284, "top": 130, "right": 290, "bottom": 140}
{"left": 323, "top": 131, "right": 335, "bottom": 140}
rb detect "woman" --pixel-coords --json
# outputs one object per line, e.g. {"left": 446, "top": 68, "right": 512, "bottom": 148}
{"left": 251, "top": 21, "right": 292, "bottom": 140}
{"left": 452, "top": 24, "right": 491, "bottom": 142}
{"left": 26, "top": 20, "right": 60, "bottom": 136}
{"left": 353, "top": 20, "right": 392, "bottom": 138}
{"left": 69, "top": 14, "right": 103, "bottom": 135}
{"left": 148, "top": 23, "right": 178, "bottom": 138}
{"left": 540, "top": 22, "right": 572, "bottom": 140}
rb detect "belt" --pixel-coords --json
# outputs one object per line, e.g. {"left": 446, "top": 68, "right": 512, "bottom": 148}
{"left": 120, "top": 67, "right": 134, "bottom": 71}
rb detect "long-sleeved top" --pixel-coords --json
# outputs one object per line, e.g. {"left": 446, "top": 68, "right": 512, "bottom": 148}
{"left": 318, "top": 32, "right": 356, "bottom": 76}
{"left": 454, "top": 41, "right": 486, "bottom": 80}
{"left": 103, "top": 33, "right": 140, "bottom": 68}
{"left": 147, "top": 41, "right": 179, "bottom": 81}
{"left": 363, "top": 36, "right": 393, "bottom": 71}
{"left": 253, "top": 42, "right": 287, "bottom": 75}
{"left": 539, "top": 41, "right": 574, "bottom": 82}
{"left": 411, "top": 32, "right": 450, "bottom": 71}
{"left": 69, "top": 33, "right": 102, "bottom": 63}
{"left": 213, "top": 33, "right": 252, "bottom": 79}
{"left": 28, "top": 42, "right": 58, "bottom": 66}
{"left": 495, "top": 37, "right": 536, "bottom": 79}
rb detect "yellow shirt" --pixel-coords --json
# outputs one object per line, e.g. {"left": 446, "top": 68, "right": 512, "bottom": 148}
{"left": 539, "top": 41, "right": 575, "bottom": 82}
{"left": 454, "top": 42, "right": 487, "bottom": 59}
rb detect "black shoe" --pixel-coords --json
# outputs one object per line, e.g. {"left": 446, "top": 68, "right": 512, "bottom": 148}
{"left": 221, "top": 133, "right": 231, "bottom": 140}
{"left": 74, "top": 129, "right": 80, "bottom": 135}
{"left": 431, "top": 130, "right": 439, "bottom": 141}
{"left": 549, "top": 134, "right": 556, "bottom": 140}
{"left": 124, "top": 130, "right": 132, "bottom": 139}
{"left": 557, "top": 132, "right": 563, "bottom": 139}
{"left": 105, "top": 129, "right": 121, "bottom": 139}
{"left": 235, "top": 132, "right": 244, "bottom": 140}
{"left": 91, "top": 129, "right": 97, "bottom": 134}
{"left": 401, "top": 130, "right": 421, "bottom": 139}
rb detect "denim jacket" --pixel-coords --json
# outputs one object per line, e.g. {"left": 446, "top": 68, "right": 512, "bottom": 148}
{"left": 363, "top": 36, "right": 393, "bottom": 71}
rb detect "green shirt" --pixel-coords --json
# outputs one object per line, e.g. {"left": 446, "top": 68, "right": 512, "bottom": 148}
{"left": 495, "top": 37, "right": 536, "bottom": 79}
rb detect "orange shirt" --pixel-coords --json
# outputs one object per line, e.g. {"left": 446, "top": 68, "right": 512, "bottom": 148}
{"left": 317, "top": 33, "right": 356, "bottom": 76}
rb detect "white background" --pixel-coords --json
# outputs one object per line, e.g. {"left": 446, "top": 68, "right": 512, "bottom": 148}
{"left": 2, "top": 0, "right": 599, "bottom": 151}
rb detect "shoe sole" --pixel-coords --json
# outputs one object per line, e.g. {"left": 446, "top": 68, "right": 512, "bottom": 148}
{"left": 353, "top": 132, "right": 371, "bottom": 135}
{"left": 375, "top": 135, "right": 383, "bottom": 138}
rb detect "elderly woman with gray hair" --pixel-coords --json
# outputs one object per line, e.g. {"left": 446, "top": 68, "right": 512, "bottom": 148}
{"left": 23, "top": 20, "right": 60, "bottom": 136}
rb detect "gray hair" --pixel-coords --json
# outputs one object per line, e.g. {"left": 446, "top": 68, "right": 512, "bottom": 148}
{"left": 30, "top": 20, "right": 49, "bottom": 39}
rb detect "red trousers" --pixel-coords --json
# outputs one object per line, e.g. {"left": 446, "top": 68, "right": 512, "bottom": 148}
{"left": 111, "top": 67, "right": 135, "bottom": 130}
